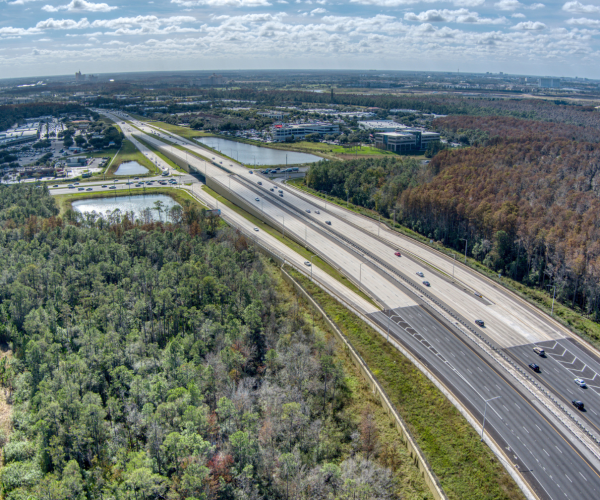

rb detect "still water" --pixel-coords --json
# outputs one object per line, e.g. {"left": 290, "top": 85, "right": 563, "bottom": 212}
{"left": 197, "top": 137, "right": 322, "bottom": 166}
{"left": 114, "top": 161, "right": 149, "bottom": 176}
{"left": 72, "top": 194, "right": 180, "bottom": 221}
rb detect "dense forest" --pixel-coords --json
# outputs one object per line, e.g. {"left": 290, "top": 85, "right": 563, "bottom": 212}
{"left": 0, "top": 103, "right": 85, "bottom": 134}
{"left": 0, "top": 184, "right": 399, "bottom": 499}
{"left": 307, "top": 136, "right": 600, "bottom": 321}
{"left": 433, "top": 115, "right": 600, "bottom": 146}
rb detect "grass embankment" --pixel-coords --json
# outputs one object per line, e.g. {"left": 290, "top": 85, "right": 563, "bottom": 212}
{"left": 270, "top": 267, "right": 432, "bottom": 500}
{"left": 290, "top": 269, "right": 525, "bottom": 500}
{"left": 132, "top": 134, "right": 187, "bottom": 174}
{"left": 104, "top": 139, "right": 161, "bottom": 178}
{"left": 201, "top": 185, "right": 378, "bottom": 308}
{"left": 55, "top": 187, "right": 197, "bottom": 216}
{"left": 288, "top": 178, "right": 600, "bottom": 349}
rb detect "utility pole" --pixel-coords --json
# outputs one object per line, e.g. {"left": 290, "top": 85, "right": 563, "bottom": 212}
{"left": 460, "top": 238, "right": 468, "bottom": 264}
{"left": 547, "top": 285, "right": 556, "bottom": 316}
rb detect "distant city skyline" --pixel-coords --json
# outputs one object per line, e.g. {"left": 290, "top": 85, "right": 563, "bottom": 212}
{"left": 1, "top": 0, "right": 600, "bottom": 79}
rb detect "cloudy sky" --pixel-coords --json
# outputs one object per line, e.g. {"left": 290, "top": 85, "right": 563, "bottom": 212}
{"left": 1, "top": 0, "right": 600, "bottom": 79}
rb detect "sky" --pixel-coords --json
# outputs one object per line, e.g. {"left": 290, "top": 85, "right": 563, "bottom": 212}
{"left": 1, "top": 0, "right": 600, "bottom": 79}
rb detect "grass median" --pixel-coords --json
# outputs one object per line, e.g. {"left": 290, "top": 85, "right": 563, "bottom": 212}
{"left": 290, "top": 268, "right": 526, "bottom": 500}
{"left": 201, "top": 184, "right": 379, "bottom": 308}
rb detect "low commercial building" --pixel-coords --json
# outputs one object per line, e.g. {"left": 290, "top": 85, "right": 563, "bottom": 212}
{"left": 375, "top": 128, "right": 440, "bottom": 152}
{"left": 358, "top": 120, "right": 400, "bottom": 132}
{"left": 65, "top": 156, "right": 87, "bottom": 166}
{"left": 0, "top": 124, "right": 39, "bottom": 147}
{"left": 271, "top": 122, "right": 339, "bottom": 142}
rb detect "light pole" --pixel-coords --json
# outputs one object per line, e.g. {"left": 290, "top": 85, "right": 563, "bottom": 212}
{"left": 359, "top": 262, "right": 364, "bottom": 292}
{"left": 481, "top": 396, "right": 501, "bottom": 441}
{"left": 547, "top": 285, "right": 556, "bottom": 316}
{"left": 460, "top": 238, "right": 468, "bottom": 264}
{"left": 310, "top": 253, "right": 317, "bottom": 279}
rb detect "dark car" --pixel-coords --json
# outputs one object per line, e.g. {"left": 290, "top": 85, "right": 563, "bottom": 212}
{"left": 572, "top": 400, "right": 585, "bottom": 411}
{"left": 257, "top": 181, "right": 262, "bottom": 185}
{"left": 529, "top": 363, "right": 540, "bottom": 372}
{"left": 475, "top": 319, "right": 485, "bottom": 327}
{"left": 422, "top": 281, "right": 430, "bottom": 287}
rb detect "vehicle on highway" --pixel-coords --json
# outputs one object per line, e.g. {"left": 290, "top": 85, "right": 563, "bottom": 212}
{"left": 306, "top": 209, "right": 311, "bottom": 213}
{"left": 68, "top": 186, "right": 75, "bottom": 189}
{"left": 572, "top": 400, "right": 585, "bottom": 411}
{"left": 326, "top": 220, "right": 331, "bottom": 225}
{"left": 475, "top": 319, "right": 485, "bottom": 327}
{"left": 416, "top": 271, "right": 424, "bottom": 277}
{"left": 255, "top": 197, "right": 260, "bottom": 202}
{"left": 102, "top": 185, "right": 107, "bottom": 188}
{"left": 529, "top": 363, "right": 540, "bottom": 372}
{"left": 161, "top": 171, "right": 169, "bottom": 176}
{"left": 574, "top": 378, "right": 587, "bottom": 388}
{"left": 257, "top": 181, "right": 262, "bottom": 185}
{"left": 52, "top": 184, "right": 58, "bottom": 187}
{"left": 394, "top": 251, "right": 401, "bottom": 257}
{"left": 278, "top": 189, "right": 283, "bottom": 193}
{"left": 292, "top": 167, "right": 299, "bottom": 172}
{"left": 86, "top": 188, "right": 92, "bottom": 191}
{"left": 315, "top": 210, "right": 320, "bottom": 214}
{"left": 423, "top": 281, "right": 430, "bottom": 287}
{"left": 134, "top": 177, "right": 139, "bottom": 180}
{"left": 270, "top": 188, "right": 274, "bottom": 192}
{"left": 78, "top": 187, "right": 84, "bottom": 191}
{"left": 279, "top": 193, "right": 283, "bottom": 197}
{"left": 74, "top": 182, "right": 79, "bottom": 185}
{"left": 304, "top": 261, "right": 311, "bottom": 267}
{"left": 249, "top": 171, "right": 253, "bottom": 174}
{"left": 254, "top": 227, "right": 259, "bottom": 232}
{"left": 109, "top": 186, "right": 116, "bottom": 189}
{"left": 533, "top": 347, "right": 545, "bottom": 356}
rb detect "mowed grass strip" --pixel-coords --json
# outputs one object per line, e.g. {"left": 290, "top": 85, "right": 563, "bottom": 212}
{"left": 290, "top": 269, "right": 526, "bottom": 500}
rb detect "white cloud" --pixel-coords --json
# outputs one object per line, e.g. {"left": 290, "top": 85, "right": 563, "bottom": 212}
{"left": 512, "top": 20, "right": 546, "bottom": 29}
{"left": 528, "top": 2, "right": 544, "bottom": 8}
{"left": 453, "top": 0, "right": 484, "bottom": 5}
{"left": 494, "top": 0, "right": 522, "bottom": 10}
{"left": 566, "top": 17, "right": 600, "bottom": 27}
{"left": 170, "top": 0, "right": 271, "bottom": 6}
{"left": 511, "top": 12, "right": 525, "bottom": 17}
{"left": 42, "top": 0, "right": 117, "bottom": 12}
{"left": 562, "top": 1, "right": 600, "bottom": 14}
{"left": 310, "top": 7, "right": 325, "bottom": 15}
{"left": 404, "top": 9, "right": 506, "bottom": 24}
{"left": 7, "top": 0, "right": 43, "bottom": 4}
{"left": 36, "top": 17, "right": 91, "bottom": 29}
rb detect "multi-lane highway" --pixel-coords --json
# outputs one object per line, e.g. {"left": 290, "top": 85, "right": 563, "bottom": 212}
{"left": 91, "top": 110, "right": 600, "bottom": 499}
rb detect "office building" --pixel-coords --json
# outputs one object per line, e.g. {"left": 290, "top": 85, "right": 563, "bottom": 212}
{"left": 539, "top": 78, "right": 561, "bottom": 88}
{"left": 358, "top": 120, "right": 400, "bottom": 132}
{"left": 271, "top": 122, "right": 339, "bottom": 142}
{"left": 375, "top": 128, "right": 440, "bottom": 152}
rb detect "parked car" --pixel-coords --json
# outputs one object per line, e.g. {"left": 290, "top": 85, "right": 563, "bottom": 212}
{"left": 572, "top": 400, "right": 585, "bottom": 411}
{"left": 574, "top": 378, "right": 587, "bottom": 388}
{"left": 533, "top": 347, "right": 545, "bottom": 356}
{"left": 475, "top": 319, "right": 485, "bottom": 327}
{"left": 529, "top": 363, "right": 540, "bottom": 372}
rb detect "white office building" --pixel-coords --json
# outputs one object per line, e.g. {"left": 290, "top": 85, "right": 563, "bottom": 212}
{"left": 358, "top": 120, "right": 400, "bottom": 132}
{"left": 271, "top": 122, "right": 339, "bottom": 142}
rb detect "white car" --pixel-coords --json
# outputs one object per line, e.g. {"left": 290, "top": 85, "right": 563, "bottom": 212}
{"left": 315, "top": 210, "right": 320, "bottom": 214}
{"left": 255, "top": 197, "right": 260, "bottom": 202}
{"left": 574, "top": 378, "right": 587, "bottom": 388}
{"left": 304, "top": 261, "right": 311, "bottom": 267}
{"left": 254, "top": 227, "right": 259, "bottom": 232}
{"left": 416, "top": 271, "right": 425, "bottom": 277}
{"left": 306, "top": 209, "right": 311, "bottom": 213}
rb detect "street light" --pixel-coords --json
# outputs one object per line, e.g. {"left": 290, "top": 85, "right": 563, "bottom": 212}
{"left": 359, "top": 262, "right": 364, "bottom": 292}
{"left": 547, "top": 284, "right": 556, "bottom": 316}
{"left": 310, "top": 253, "right": 317, "bottom": 279}
{"left": 460, "top": 238, "right": 468, "bottom": 264}
{"left": 481, "top": 396, "right": 501, "bottom": 441}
